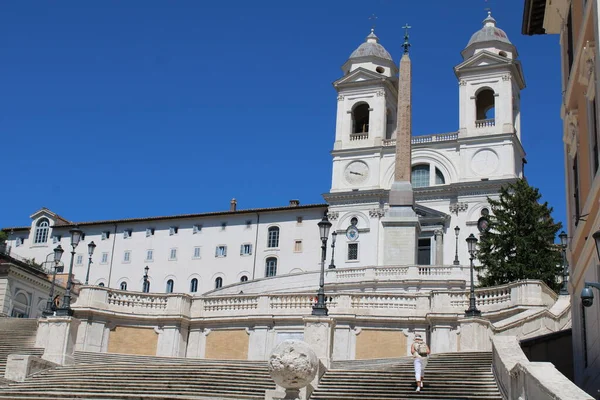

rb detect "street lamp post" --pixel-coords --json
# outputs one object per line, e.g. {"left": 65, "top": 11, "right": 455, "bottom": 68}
{"left": 42, "top": 245, "right": 64, "bottom": 316}
{"left": 56, "top": 228, "right": 83, "bottom": 316}
{"left": 328, "top": 231, "right": 337, "bottom": 269}
{"left": 559, "top": 231, "right": 569, "bottom": 295}
{"left": 453, "top": 226, "right": 460, "bottom": 265}
{"left": 143, "top": 266, "right": 150, "bottom": 293}
{"left": 312, "top": 212, "right": 332, "bottom": 316}
{"left": 85, "top": 241, "right": 96, "bottom": 285}
{"left": 465, "top": 233, "right": 481, "bottom": 317}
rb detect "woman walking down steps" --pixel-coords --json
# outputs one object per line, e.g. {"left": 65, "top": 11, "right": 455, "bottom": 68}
{"left": 411, "top": 334, "right": 431, "bottom": 392}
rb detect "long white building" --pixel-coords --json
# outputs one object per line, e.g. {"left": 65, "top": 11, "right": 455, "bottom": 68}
{"left": 2, "top": 13, "right": 526, "bottom": 314}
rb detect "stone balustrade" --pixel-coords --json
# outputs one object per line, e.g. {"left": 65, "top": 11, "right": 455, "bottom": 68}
{"left": 382, "top": 131, "right": 458, "bottom": 147}
{"left": 349, "top": 132, "right": 368, "bottom": 141}
{"left": 72, "top": 280, "right": 555, "bottom": 320}
{"left": 475, "top": 118, "right": 495, "bottom": 128}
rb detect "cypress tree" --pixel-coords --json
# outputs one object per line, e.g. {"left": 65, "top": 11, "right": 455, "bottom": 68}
{"left": 476, "top": 179, "right": 563, "bottom": 292}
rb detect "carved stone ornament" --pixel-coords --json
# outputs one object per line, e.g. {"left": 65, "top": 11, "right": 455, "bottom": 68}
{"left": 564, "top": 110, "right": 579, "bottom": 159}
{"left": 578, "top": 41, "right": 596, "bottom": 100}
{"left": 327, "top": 211, "right": 339, "bottom": 221}
{"left": 502, "top": 74, "right": 511, "bottom": 81}
{"left": 268, "top": 340, "right": 318, "bottom": 389}
{"left": 459, "top": 80, "right": 467, "bottom": 86}
{"left": 337, "top": 95, "right": 345, "bottom": 101}
{"left": 376, "top": 90, "right": 385, "bottom": 97}
{"left": 369, "top": 208, "right": 385, "bottom": 218}
{"left": 449, "top": 202, "right": 469, "bottom": 215}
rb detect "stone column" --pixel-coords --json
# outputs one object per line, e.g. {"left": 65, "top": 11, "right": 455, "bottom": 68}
{"left": 156, "top": 324, "right": 187, "bottom": 357}
{"left": 247, "top": 325, "right": 270, "bottom": 360}
{"left": 434, "top": 230, "right": 444, "bottom": 265}
{"left": 37, "top": 316, "right": 81, "bottom": 365}
{"left": 74, "top": 319, "right": 107, "bottom": 352}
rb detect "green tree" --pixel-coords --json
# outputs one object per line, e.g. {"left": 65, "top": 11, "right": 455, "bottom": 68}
{"left": 0, "top": 231, "right": 7, "bottom": 245}
{"left": 476, "top": 179, "right": 563, "bottom": 292}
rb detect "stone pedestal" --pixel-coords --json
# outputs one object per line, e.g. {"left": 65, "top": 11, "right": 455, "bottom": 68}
{"left": 37, "top": 316, "right": 81, "bottom": 365}
{"left": 381, "top": 205, "right": 421, "bottom": 266}
{"left": 303, "top": 316, "right": 335, "bottom": 369}
{"left": 156, "top": 324, "right": 188, "bottom": 357}
{"left": 459, "top": 318, "right": 491, "bottom": 351}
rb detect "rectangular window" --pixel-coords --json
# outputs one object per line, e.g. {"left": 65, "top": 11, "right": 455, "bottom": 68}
{"left": 348, "top": 243, "right": 358, "bottom": 260}
{"left": 193, "top": 224, "right": 202, "bottom": 234}
{"left": 567, "top": 6, "right": 574, "bottom": 75}
{"left": 591, "top": 99, "right": 599, "bottom": 175}
{"left": 574, "top": 155, "right": 581, "bottom": 226}
{"left": 246, "top": 220, "right": 252, "bottom": 228}
{"left": 418, "top": 238, "right": 432, "bottom": 265}
{"left": 146, "top": 228, "right": 155, "bottom": 237}
{"left": 169, "top": 227, "right": 178, "bottom": 236}
{"left": 296, "top": 216, "right": 303, "bottom": 224}
{"left": 101, "top": 252, "right": 108, "bottom": 264}
{"left": 268, "top": 227, "right": 280, "bottom": 248}
{"left": 221, "top": 222, "right": 227, "bottom": 230}
{"left": 146, "top": 249, "right": 153, "bottom": 261}
{"left": 15, "top": 237, "right": 23, "bottom": 247}
{"left": 215, "top": 245, "right": 227, "bottom": 257}
{"left": 76, "top": 254, "right": 83, "bottom": 265}
{"left": 123, "top": 251, "right": 131, "bottom": 263}
{"left": 52, "top": 235, "right": 61, "bottom": 244}
{"left": 294, "top": 240, "right": 303, "bottom": 253}
{"left": 169, "top": 248, "right": 177, "bottom": 260}
{"left": 123, "top": 230, "right": 132, "bottom": 239}
{"left": 240, "top": 243, "right": 252, "bottom": 256}
{"left": 193, "top": 247, "right": 201, "bottom": 259}
{"left": 101, "top": 231, "right": 110, "bottom": 240}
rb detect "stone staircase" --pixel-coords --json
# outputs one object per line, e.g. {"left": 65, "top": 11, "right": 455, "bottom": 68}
{"left": 0, "top": 350, "right": 276, "bottom": 399}
{"left": 0, "top": 318, "right": 43, "bottom": 384}
{"left": 310, "top": 352, "right": 503, "bottom": 400}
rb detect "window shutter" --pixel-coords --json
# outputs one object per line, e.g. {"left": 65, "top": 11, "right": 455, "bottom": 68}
{"left": 223, "top": 246, "right": 227, "bottom": 256}
{"left": 240, "top": 244, "right": 244, "bottom": 255}
{"left": 215, "top": 247, "right": 218, "bottom": 257}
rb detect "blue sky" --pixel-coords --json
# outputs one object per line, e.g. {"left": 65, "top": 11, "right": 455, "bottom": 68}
{"left": 0, "top": 1, "right": 565, "bottom": 230}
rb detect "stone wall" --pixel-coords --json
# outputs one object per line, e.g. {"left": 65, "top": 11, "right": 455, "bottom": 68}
{"left": 205, "top": 329, "right": 248, "bottom": 360}
{"left": 355, "top": 329, "right": 407, "bottom": 359}
{"left": 108, "top": 326, "right": 158, "bottom": 356}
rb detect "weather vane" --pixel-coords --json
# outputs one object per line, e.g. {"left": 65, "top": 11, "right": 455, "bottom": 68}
{"left": 402, "top": 23, "right": 411, "bottom": 54}
{"left": 369, "top": 14, "right": 377, "bottom": 31}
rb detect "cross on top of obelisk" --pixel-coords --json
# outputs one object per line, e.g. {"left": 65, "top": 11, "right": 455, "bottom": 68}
{"left": 402, "top": 23, "right": 411, "bottom": 54}
{"left": 369, "top": 14, "right": 377, "bottom": 31}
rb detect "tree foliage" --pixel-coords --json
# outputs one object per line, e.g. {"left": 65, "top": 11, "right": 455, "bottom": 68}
{"left": 0, "top": 231, "right": 7, "bottom": 245}
{"left": 476, "top": 179, "right": 563, "bottom": 292}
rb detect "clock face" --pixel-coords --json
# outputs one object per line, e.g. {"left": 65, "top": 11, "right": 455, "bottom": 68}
{"left": 344, "top": 161, "right": 369, "bottom": 185}
{"left": 471, "top": 149, "right": 499, "bottom": 176}
{"left": 346, "top": 226, "right": 359, "bottom": 241}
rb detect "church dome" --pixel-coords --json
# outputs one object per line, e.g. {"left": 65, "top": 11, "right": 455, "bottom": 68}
{"left": 466, "top": 12, "right": 512, "bottom": 47}
{"left": 349, "top": 30, "right": 393, "bottom": 61}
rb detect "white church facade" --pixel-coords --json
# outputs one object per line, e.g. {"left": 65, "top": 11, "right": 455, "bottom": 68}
{"left": 2, "top": 13, "right": 526, "bottom": 309}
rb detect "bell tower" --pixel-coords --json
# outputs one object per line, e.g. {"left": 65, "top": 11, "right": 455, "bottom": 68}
{"left": 454, "top": 12, "right": 527, "bottom": 182}
{"left": 329, "top": 30, "right": 398, "bottom": 193}
{"left": 455, "top": 12, "right": 526, "bottom": 140}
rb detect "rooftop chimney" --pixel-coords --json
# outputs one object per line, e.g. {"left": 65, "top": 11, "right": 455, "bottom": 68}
{"left": 289, "top": 199, "right": 300, "bottom": 207}
{"left": 230, "top": 198, "right": 237, "bottom": 212}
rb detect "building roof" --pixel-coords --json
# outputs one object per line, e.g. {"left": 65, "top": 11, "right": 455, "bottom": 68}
{"left": 349, "top": 29, "right": 393, "bottom": 61}
{"left": 3, "top": 203, "right": 329, "bottom": 231}
{"left": 522, "top": 0, "right": 547, "bottom": 35}
{"left": 466, "top": 12, "right": 512, "bottom": 48}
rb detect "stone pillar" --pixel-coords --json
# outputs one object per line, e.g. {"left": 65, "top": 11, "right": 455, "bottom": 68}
{"left": 156, "top": 324, "right": 187, "bottom": 357}
{"left": 74, "top": 319, "right": 107, "bottom": 352}
{"left": 37, "top": 316, "right": 81, "bottom": 365}
{"left": 247, "top": 325, "right": 270, "bottom": 360}
{"left": 434, "top": 230, "right": 444, "bottom": 265}
{"left": 303, "top": 316, "right": 335, "bottom": 369}
{"left": 186, "top": 328, "right": 203, "bottom": 358}
{"left": 459, "top": 318, "right": 491, "bottom": 351}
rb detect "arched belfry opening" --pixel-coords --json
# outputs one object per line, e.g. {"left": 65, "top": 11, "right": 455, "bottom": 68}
{"left": 352, "top": 103, "right": 370, "bottom": 133}
{"left": 476, "top": 89, "right": 495, "bottom": 120}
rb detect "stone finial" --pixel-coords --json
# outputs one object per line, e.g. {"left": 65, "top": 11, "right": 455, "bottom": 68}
{"left": 268, "top": 340, "right": 318, "bottom": 392}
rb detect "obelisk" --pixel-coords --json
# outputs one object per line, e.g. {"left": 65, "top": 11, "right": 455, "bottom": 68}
{"left": 381, "top": 25, "right": 421, "bottom": 266}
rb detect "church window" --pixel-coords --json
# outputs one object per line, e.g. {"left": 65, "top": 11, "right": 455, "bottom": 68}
{"left": 350, "top": 217, "right": 358, "bottom": 226}
{"left": 265, "top": 257, "right": 278, "bottom": 277}
{"left": 215, "top": 277, "right": 223, "bottom": 289}
{"left": 418, "top": 238, "right": 431, "bottom": 265}
{"left": 352, "top": 103, "right": 370, "bottom": 133}
{"left": 435, "top": 168, "right": 445, "bottom": 185}
{"left": 190, "top": 278, "right": 198, "bottom": 293}
{"left": 476, "top": 89, "right": 495, "bottom": 120}
{"left": 376, "top": 66, "right": 385, "bottom": 74}
{"left": 411, "top": 165, "right": 430, "bottom": 188}
{"left": 166, "top": 279, "right": 174, "bottom": 293}
{"left": 34, "top": 218, "right": 50, "bottom": 244}
{"left": 348, "top": 243, "right": 359, "bottom": 260}
{"left": 120, "top": 282, "right": 127, "bottom": 291}
{"left": 498, "top": 51, "right": 507, "bottom": 57}
{"left": 240, "top": 275, "right": 248, "bottom": 282}
{"left": 267, "top": 227, "right": 280, "bottom": 248}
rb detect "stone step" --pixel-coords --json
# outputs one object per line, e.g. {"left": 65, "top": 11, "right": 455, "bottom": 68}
{"left": 0, "top": 387, "right": 268, "bottom": 399}
{"left": 0, "top": 391, "right": 251, "bottom": 400}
